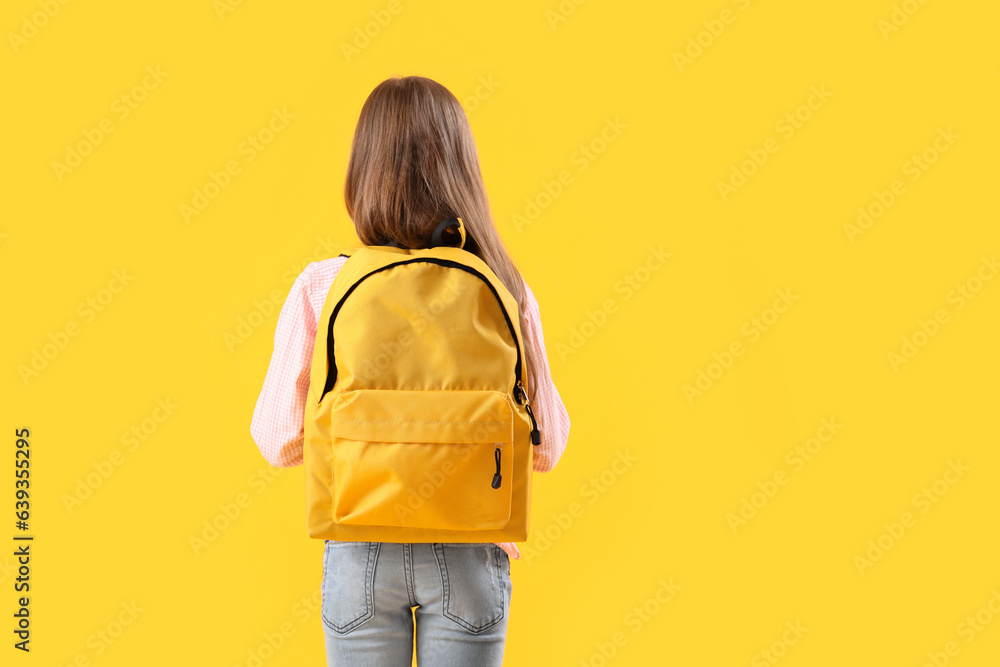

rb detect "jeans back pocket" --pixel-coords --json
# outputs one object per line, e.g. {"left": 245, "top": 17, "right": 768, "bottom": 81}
{"left": 433, "top": 543, "right": 509, "bottom": 634}
{"left": 321, "top": 541, "right": 380, "bottom": 635}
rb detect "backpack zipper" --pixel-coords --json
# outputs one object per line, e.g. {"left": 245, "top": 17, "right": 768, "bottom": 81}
{"left": 320, "top": 257, "right": 541, "bottom": 445}
{"left": 492, "top": 442, "right": 503, "bottom": 489}
{"left": 515, "top": 380, "right": 541, "bottom": 445}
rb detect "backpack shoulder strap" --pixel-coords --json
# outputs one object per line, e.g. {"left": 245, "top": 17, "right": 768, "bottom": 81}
{"left": 334, "top": 244, "right": 363, "bottom": 259}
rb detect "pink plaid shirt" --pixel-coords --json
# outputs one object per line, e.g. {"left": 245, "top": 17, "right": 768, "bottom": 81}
{"left": 250, "top": 255, "right": 571, "bottom": 561}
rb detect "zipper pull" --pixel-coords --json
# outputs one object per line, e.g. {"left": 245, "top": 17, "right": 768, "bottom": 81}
{"left": 515, "top": 381, "right": 541, "bottom": 445}
{"left": 525, "top": 403, "right": 540, "bottom": 445}
{"left": 491, "top": 443, "right": 502, "bottom": 489}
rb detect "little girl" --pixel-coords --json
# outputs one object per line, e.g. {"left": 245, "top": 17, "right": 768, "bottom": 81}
{"left": 251, "top": 75, "right": 570, "bottom": 666}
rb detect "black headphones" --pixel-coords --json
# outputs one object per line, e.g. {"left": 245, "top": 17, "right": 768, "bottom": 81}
{"left": 429, "top": 217, "right": 467, "bottom": 249}
{"left": 385, "top": 217, "right": 467, "bottom": 249}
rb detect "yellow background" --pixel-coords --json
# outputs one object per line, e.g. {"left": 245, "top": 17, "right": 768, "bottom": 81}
{"left": 3, "top": 0, "right": 999, "bottom": 665}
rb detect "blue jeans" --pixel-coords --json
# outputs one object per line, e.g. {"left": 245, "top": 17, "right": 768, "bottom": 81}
{"left": 321, "top": 541, "right": 512, "bottom": 667}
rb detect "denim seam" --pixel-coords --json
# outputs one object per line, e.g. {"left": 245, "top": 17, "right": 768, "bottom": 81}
{"left": 488, "top": 545, "right": 506, "bottom": 620}
{"left": 403, "top": 543, "right": 417, "bottom": 608}
{"left": 320, "top": 540, "right": 331, "bottom": 607}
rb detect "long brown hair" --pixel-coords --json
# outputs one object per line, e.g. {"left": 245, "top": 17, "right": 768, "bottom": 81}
{"left": 344, "top": 75, "right": 540, "bottom": 399}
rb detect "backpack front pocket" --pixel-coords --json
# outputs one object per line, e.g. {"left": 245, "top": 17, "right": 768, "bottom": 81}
{"left": 328, "top": 389, "right": 514, "bottom": 531}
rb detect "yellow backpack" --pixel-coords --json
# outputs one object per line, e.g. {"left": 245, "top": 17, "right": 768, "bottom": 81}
{"left": 303, "top": 218, "right": 540, "bottom": 543}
